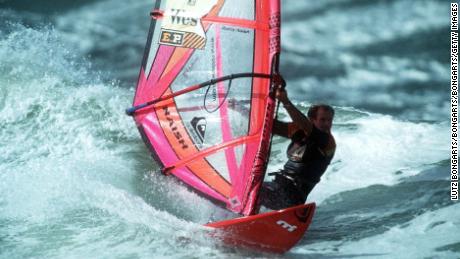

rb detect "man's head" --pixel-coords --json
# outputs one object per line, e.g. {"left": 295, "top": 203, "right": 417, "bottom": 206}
{"left": 308, "top": 104, "right": 335, "bottom": 133}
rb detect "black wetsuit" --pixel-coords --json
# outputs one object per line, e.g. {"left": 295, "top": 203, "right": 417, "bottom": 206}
{"left": 260, "top": 126, "right": 335, "bottom": 210}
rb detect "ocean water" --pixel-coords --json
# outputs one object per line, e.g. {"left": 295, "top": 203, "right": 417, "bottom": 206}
{"left": 0, "top": 0, "right": 457, "bottom": 258}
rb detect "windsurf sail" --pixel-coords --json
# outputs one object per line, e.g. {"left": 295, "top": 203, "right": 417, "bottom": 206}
{"left": 128, "top": 0, "right": 281, "bottom": 216}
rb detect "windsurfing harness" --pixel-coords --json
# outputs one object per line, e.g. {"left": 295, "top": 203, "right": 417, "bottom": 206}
{"left": 283, "top": 127, "right": 335, "bottom": 190}
{"left": 127, "top": 0, "right": 282, "bottom": 216}
{"left": 260, "top": 127, "right": 335, "bottom": 210}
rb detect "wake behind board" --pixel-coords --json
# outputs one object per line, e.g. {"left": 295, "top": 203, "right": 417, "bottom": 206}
{"left": 206, "top": 203, "right": 316, "bottom": 253}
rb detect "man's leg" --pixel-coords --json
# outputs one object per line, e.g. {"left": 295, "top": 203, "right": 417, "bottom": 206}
{"left": 259, "top": 181, "right": 289, "bottom": 210}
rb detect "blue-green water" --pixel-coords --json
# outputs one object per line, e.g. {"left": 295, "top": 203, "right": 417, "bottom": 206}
{"left": 1, "top": 0, "right": 457, "bottom": 258}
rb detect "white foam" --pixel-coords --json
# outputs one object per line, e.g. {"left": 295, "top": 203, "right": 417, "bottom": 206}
{"left": 321, "top": 114, "right": 447, "bottom": 202}
{"left": 0, "top": 24, "right": 228, "bottom": 258}
{"left": 295, "top": 203, "right": 460, "bottom": 258}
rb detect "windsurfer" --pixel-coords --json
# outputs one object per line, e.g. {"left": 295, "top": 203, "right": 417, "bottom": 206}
{"left": 260, "top": 87, "right": 336, "bottom": 210}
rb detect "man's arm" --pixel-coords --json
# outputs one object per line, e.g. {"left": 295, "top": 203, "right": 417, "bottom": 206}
{"left": 276, "top": 88, "right": 313, "bottom": 135}
{"left": 272, "top": 120, "right": 288, "bottom": 137}
{"left": 273, "top": 119, "right": 306, "bottom": 138}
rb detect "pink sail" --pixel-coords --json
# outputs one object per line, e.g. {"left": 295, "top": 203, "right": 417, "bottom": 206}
{"left": 129, "top": 0, "right": 281, "bottom": 216}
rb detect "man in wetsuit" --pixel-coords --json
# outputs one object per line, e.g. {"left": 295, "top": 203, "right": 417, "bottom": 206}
{"left": 259, "top": 87, "right": 336, "bottom": 210}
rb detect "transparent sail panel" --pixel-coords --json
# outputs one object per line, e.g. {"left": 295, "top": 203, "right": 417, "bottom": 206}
{"left": 170, "top": 24, "right": 255, "bottom": 152}
{"left": 219, "top": 0, "right": 255, "bottom": 20}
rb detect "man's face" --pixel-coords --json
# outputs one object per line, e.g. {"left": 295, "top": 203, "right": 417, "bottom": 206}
{"left": 311, "top": 108, "right": 333, "bottom": 133}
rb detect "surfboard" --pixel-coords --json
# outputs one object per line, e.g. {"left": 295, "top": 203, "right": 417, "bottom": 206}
{"left": 206, "top": 203, "right": 316, "bottom": 253}
{"left": 126, "top": 0, "right": 315, "bottom": 253}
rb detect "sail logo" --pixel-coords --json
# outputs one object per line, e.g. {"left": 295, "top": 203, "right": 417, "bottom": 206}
{"left": 276, "top": 220, "right": 297, "bottom": 232}
{"left": 159, "top": 29, "right": 184, "bottom": 46}
{"left": 170, "top": 9, "right": 198, "bottom": 26}
{"left": 191, "top": 117, "right": 207, "bottom": 143}
{"left": 163, "top": 106, "right": 189, "bottom": 150}
{"left": 159, "top": 2, "right": 213, "bottom": 50}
